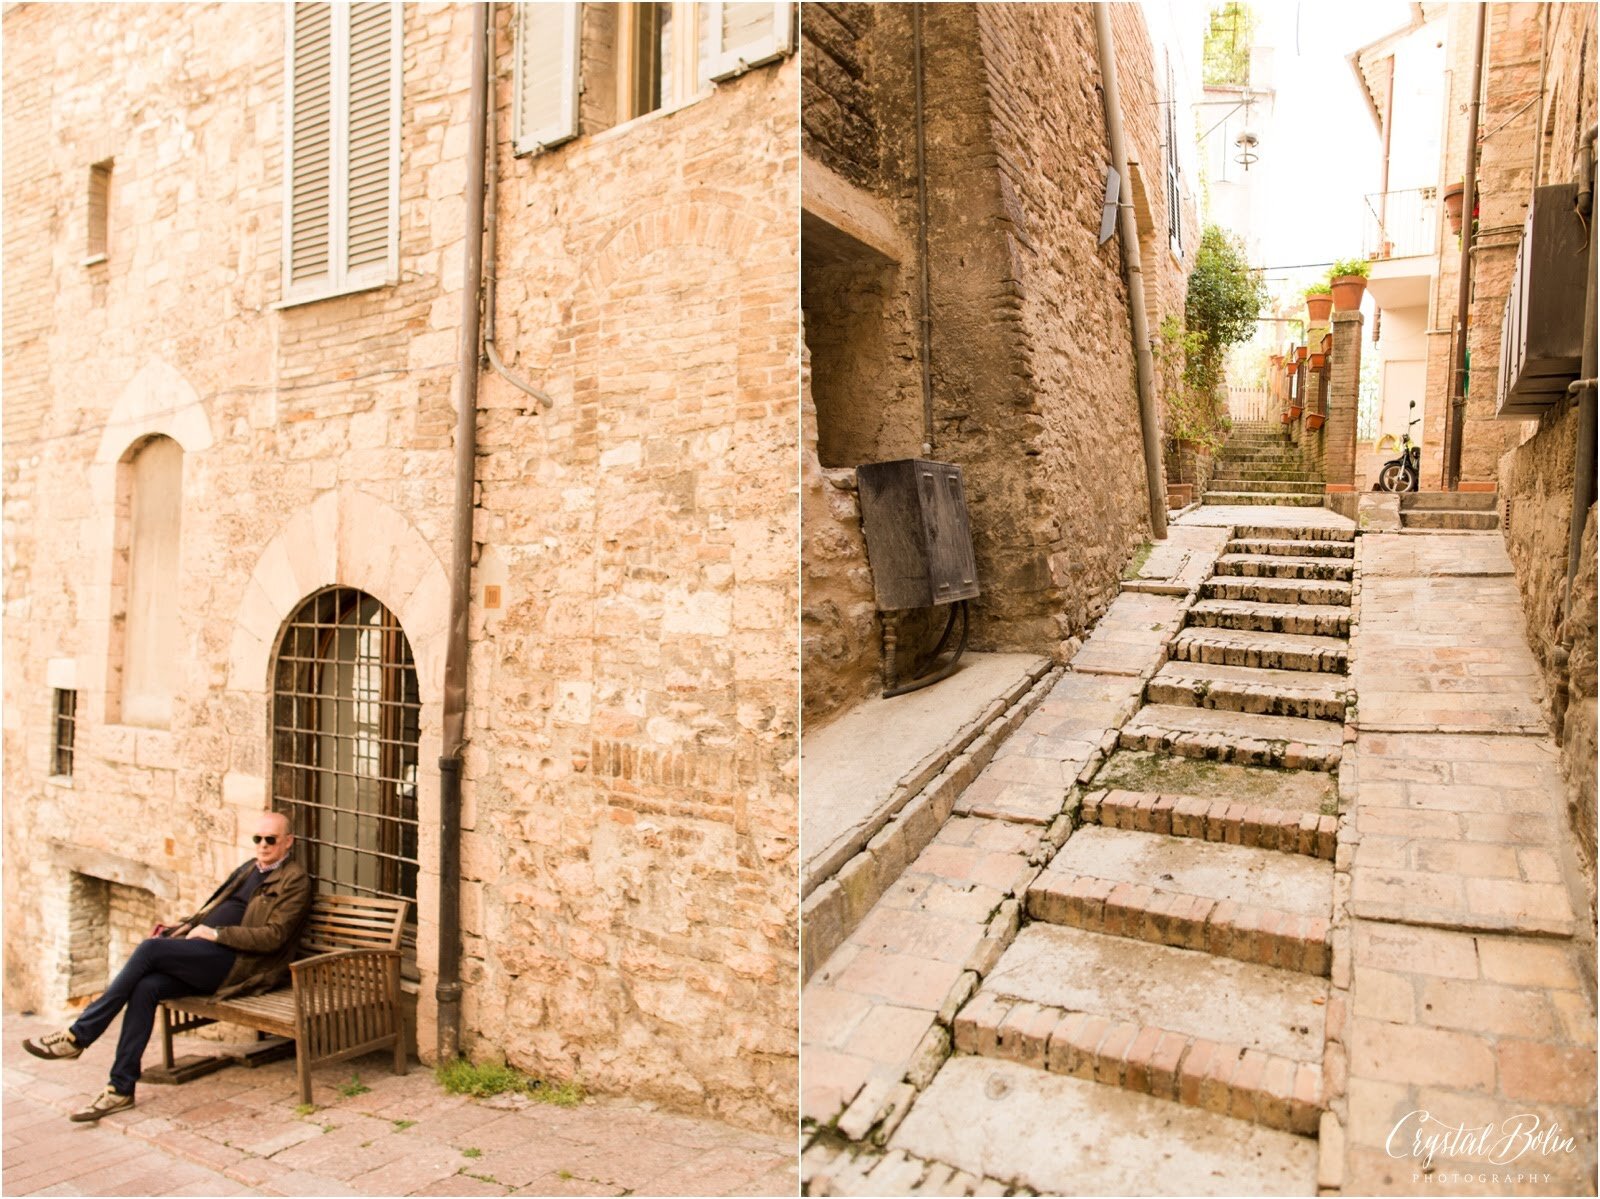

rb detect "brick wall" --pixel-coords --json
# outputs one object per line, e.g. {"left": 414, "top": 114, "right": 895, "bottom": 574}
{"left": 1494, "top": 1, "right": 1597, "bottom": 899}
{"left": 2, "top": 2, "right": 797, "bottom": 1131}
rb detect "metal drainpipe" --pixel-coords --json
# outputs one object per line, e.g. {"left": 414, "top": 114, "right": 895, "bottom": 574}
{"left": 1446, "top": 4, "right": 1486, "bottom": 492}
{"left": 1094, "top": 4, "right": 1167, "bottom": 538}
{"left": 913, "top": 5, "right": 934, "bottom": 457}
{"left": 1563, "top": 125, "right": 1598, "bottom": 639}
{"left": 437, "top": 0, "right": 489, "bottom": 1065}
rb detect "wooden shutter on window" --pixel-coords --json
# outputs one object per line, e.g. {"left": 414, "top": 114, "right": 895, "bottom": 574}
{"left": 703, "top": 1, "right": 792, "bottom": 83}
{"left": 344, "top": 3, "right": 396, "bottom": 277}
{"left": 513, "top": 3, "right": 580, "bottom": 155}
{"left": 289, "top": 2, "right": 334, "bottom": 290}
{"left": 1166, "top": 60, "right": 1182, "bottom": 255}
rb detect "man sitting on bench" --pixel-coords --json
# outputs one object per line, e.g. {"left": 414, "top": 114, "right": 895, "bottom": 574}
{"left": 23, "top": 810, "right": 311, "bottom": 1122}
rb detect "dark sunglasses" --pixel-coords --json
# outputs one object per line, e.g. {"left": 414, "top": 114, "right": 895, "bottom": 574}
{"left": 252, "top": 834, "right": 281, "bottom": 846}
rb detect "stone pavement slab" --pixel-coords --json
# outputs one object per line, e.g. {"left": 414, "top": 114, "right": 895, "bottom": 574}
{"left": 1124, "top": 525, "right": 1233, "bottom": 596}
{"left": 889, "top": 1056, "right": 1318, "bottom": 1196}
{"left": 1070, "top": 592, "right": 1186, "bottom": 678}
{"left": 802, "top": 653, "right": 1050, "bottom": 892}
{"left": 1348, "top": 734, "right": 1578, "bottom": 937}
{"left": 1176, "top": 503, "right": 1354, "bottom": 531}
{"left": 983, "top": 923, "right": 1330, "bottom": 1064}
{"left": 3, "top": 1012, "right": 794, "bottom": 1197}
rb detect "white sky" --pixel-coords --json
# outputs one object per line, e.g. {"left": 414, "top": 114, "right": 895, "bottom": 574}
{"left": 1249, "top": 0, "right": 1417, "bottom": 292}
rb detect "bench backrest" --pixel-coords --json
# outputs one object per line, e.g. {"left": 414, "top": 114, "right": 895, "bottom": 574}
{"left": 297, "top": 893, "right": 408, "bottom": 957}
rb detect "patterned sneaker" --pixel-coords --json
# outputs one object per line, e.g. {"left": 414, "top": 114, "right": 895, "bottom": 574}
{"left": 22, "top": 1029, "right": 81, "bottom": 1060}
{"left": 69, "top": 1086, "right": 134, "bottom": 1122}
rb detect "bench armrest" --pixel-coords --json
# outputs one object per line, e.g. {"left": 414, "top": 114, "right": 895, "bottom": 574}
{"left": 289, "top": 948, "right": 403, "bottom": 1064}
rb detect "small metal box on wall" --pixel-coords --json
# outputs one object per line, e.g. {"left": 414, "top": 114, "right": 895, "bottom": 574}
{"left": 856, "top": 459, "right": 980, "bottom": 610}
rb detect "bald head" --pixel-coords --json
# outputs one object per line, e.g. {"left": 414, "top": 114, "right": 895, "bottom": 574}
{"left": 252, "top": 810, "right": 294, "bottom": 869}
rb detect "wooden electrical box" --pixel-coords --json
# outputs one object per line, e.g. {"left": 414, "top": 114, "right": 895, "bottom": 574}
{"left": 1495, "top": 183, "right": 1589, "bottom": 419}
{"left": 856, "top": 459, "right": 980, "bottom": 611}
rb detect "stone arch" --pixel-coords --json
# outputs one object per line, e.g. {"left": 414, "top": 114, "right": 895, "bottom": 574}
{"left": 94, "top": 358, "right": 214, "bottom": 465}
{"left": 575, "top": 200, "right": 769, "bottom": 297}
{"left": 224, "top": 486, "right": 450, "bottom": 698}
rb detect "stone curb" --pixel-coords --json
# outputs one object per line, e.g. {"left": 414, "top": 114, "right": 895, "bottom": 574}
{"left": 800, "top": 666, "right": 1064, "bottom": 981}
{"left": 1025, "top": 872, "right": 1332, "bottom": 977}
{"left": 950, "top": 992, "right": 1323, "bottom": 1137}
{"left": 1083, "top": 788, "right": 1338, "bottom": 859}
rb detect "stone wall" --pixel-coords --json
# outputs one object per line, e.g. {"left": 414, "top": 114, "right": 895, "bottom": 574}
{"left": 799, "top": 2, "right": 1195, "bottom": 725}
{"left": 2, "top": 2, "right": 797, "bottom": 1131}
{"left": 1493, "top": 0, "right": 1598, "bottom": 897}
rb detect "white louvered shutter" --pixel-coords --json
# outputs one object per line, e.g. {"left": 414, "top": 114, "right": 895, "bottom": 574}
{"left": 1166, "top": 60, "right": 1182, "bottom": 256}
{"left": 702, "top": 1, "right": 792, "bottom": 83}
{"left": 344, "top": 3, "right": 396, "bottom": 280}
{"left": 288, "top": 2, "right": 334, "bottom": 292}
{"left": 285, "top": 1, "right": 399, "bottom": 302}
{"left": 513, "top": 3, "right": 580, "bottom": 155}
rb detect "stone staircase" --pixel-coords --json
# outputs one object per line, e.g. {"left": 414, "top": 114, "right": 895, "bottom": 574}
{"left": 1399, "top": 489, "right": 1500, "bottom": 530}
{"left": 1203, "top": 422, "right": 1324, "bottom": 508}
{"left": 933, "top": 520, "right": 1353, "bottom": 1189}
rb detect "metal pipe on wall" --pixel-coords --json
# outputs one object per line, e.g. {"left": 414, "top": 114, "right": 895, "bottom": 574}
{"left": 1446, "top": 4, "right": 1486, "bottom": 491}
{"left": 437, "top": 0, "right": 490, "bottom": 1065}
{"left": 1564, "top": 125, "right": 1598, "bottom": 634}
{"left": 1094, "top": 4, "right": 1167, "bottom": 539}
{"left": 913, "top": 5, "right": 934, "bottom": 457}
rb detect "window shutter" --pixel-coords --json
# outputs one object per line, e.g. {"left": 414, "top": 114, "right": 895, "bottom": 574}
{"left": 289, "top": 2, "right": 334, "bottom": 290}
{"left": 1166, "top": 60, "right": 1182, "bottom": 255}
{"left": 703, "top": 1, "right": 793, "bottom": 83}
{"left": 344, "top": 3, "right": 396, "bottom": 278}
{"left": 513, "top": 3, "right": 580, "bottom": 155}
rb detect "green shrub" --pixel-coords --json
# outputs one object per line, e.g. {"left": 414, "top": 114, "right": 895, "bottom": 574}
{"left": 434, "top": 1058, "right": 584, "bottom": 1107}
{"left": 1329, "top": 257, "right": 1371, "bottom": 279}
{"left": 1304, "top": 281, "right": 1331, "bottom": 296}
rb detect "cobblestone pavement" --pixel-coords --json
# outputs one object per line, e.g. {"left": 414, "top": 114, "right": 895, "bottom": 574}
{"left": 1341, "top": 533, "right": 1597, "bottom": 1196}
{"left": 4, "top": 1013, "right": 796, "bottom": 1197}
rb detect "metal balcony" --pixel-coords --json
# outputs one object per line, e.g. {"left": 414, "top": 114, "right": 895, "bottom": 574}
{"left": 1362, "top": 187, "right": 1439, "bottom": 260}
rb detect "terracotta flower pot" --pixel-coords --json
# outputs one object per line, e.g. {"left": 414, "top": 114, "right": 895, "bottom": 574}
{"left": 1321, "top": 332, "right": 1333, "bottom": 354}
{"left": 1443, "top": 182, "right": 1465, "bottom": 236}
{"left": 1295, "top": 346, "right": 1309, "bottom": 363}
{"left": 1281, "top": 411, "right": 1293, "bottom": 424}
{"left": 1305, "top": 293, "right": 1333, "bottom": 323}
{"left": 1310, "top": 352, "right": 1326, "bottom": 369}
{"left": 1331, "top": 275, "right": 1367, "bottom": 312}
{"left": 1306, "top": 412, "right": 1326, "bottom": 431}
{"left": 1288, "top": 405, "right": 1304, "bottom": 421}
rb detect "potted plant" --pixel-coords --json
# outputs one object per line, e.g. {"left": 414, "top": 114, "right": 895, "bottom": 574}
{"left": 1288, "top": 402, "right": 1304, "bottom": 421}
{"left": 1443, "top": 181, "right": 1466, "bottom": 236}
{"left": 1306, "top": 410, "right": 1326, "bottom": 431}
{"left": 1295, "top": 345, "right": 1309, "bottom": 363}
{"left": 1329, "top": 258, "right": 1370, "bottom": 311}
{"left": 1321, "top": 331, "right": 1333, "bottom": 354}
{"left": 1305, "top": 281, "right": 1333, "bottom": 323}
{"left": 1310, "top": 351, "right": 1326, "bottom": 369}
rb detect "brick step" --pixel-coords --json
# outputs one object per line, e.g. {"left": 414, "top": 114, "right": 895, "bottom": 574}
{"left": 1400, "top": 491, "right": 1498, "bottom": 511}
{"left": 1226, "top": 537, "right": 1354, "bottom": 559}
{"left": 1027, "top": 826, "right": 1333, "bottom": 975}
{"left": 1235, "top": 524, "right": 1355, "bottom": 543}
{"left": 1186, "top": 598, "right": 1351, "bottom": 638}
{"left": 1214, "top": 553, "right": 1353, "bottom": 581}
{"left": 1201, "top": 576, "right": 1352, "bottom": 607}
{"left": 1147, "top": 660, "right": 1352, "bottom": 721}
{"left": 1169, "top": 626, "right": 1349, "bottom": 674}
{"left": 1211, "top": 470, "right": 1319, "bottom": 482}
{"left": 1119, "top": 703, "right": 1342, "bottom": 770}
{"left": 1082, "top": 787, "right": 1338, "bottom": 859}
{"left": 1400, "top": 510, "right": 1500, "bottom": 530}
{"left": 1206, "top": 478, "right": 1323, "bottom": 494}
{"left": 1202, "top": 491, "right": 1326, "bottom": 507}
{"left": 1091, "top": 749, "right": 1339, "bottom": 819}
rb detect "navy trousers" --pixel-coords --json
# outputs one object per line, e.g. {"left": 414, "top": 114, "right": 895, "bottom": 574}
{"left": 69, "top": 937, "right": 236, "bottom": 1095}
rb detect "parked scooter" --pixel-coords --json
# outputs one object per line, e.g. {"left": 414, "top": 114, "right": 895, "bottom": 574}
{"left": 1378, "top": 418, "right": 1422, "bottom": 493}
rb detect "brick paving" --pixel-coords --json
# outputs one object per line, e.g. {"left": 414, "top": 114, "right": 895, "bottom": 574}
{"left": 3, "top": 1012, "right": 795, "bottom": 1197}
{"left": 1340, "top": 532, "right": 1598, "bottom": 1195}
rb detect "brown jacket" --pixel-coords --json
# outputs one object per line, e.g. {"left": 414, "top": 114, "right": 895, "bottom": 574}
{"left": 176, "top": 859, "right": 313, "bottom": 1000}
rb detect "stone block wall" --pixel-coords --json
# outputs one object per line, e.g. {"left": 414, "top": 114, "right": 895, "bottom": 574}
{"left": 799, "top": 2, "right": 1196, "bottom": 725}
{"left": 3, "top": 2, "right": 797, "bottom": 1131}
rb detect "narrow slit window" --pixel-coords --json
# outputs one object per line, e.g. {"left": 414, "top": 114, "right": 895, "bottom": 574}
{"left": 86, "top": 160, "right": 112, "bottom": 263}
{"left": 53, "top": 689, "right": 77, "bottom": 777}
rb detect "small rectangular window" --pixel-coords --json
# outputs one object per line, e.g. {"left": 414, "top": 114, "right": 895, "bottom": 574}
{"left": 86, "top": 160, "right": 112, "bottom": 264}
{"left": 53, "top": 689, "right": 77, "bottom": 777}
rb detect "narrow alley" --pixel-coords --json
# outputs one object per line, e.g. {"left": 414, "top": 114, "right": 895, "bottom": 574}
{"left": 800, "top": 422, "right": 1597, "bottom": 1196}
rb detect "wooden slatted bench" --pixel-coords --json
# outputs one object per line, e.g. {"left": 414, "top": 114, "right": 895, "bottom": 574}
{"left": 156, "top": 893, "right": 409, "bottom": 1105}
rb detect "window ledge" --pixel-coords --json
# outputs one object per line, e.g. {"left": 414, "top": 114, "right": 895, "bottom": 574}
{"left": 272, "top": 277, "right": 395, "bottom": 311}
{"left": 82, "top": 254, "right": 107, "bottom": 268}
{"left": 45, "top": 774, "right": 74, "bottom": 789}
{"left": 586, "top": 87, "right": 716, "bottom": 150}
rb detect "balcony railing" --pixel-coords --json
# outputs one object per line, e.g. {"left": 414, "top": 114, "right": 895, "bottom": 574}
{"left": 1363, "top": 187, "right": 1439, "bottom": 260}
